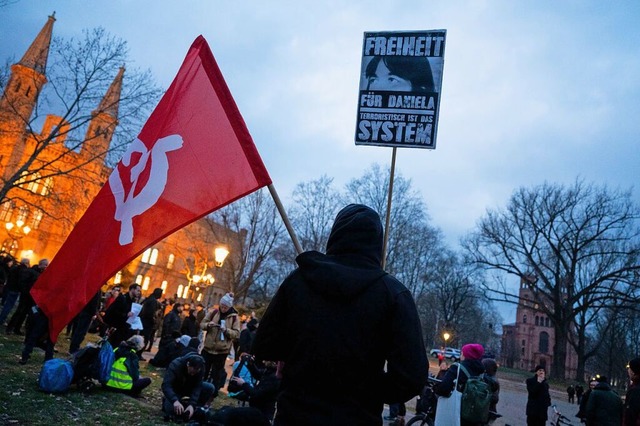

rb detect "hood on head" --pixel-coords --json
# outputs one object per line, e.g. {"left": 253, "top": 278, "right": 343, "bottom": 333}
{"left": 325, "top": 204, "right": 383, "bottom": 264}
{"left": 298, "top": 204, "right": 386, "bottom": 301}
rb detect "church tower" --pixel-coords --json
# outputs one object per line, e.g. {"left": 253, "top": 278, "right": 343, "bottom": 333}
{"left": 0, "top": 14, "right": 55, "bottom": 177}
{"left": 81, "top": 66, "right": 124, "bottom": 163}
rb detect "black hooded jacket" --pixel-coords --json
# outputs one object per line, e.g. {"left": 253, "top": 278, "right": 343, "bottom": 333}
{"left": 252, "top": 204, "right": 428, "bottom": 426}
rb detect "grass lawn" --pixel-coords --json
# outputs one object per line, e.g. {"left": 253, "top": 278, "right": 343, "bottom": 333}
{"left": 0, "top": 331, "right": 231, "bottom": 425}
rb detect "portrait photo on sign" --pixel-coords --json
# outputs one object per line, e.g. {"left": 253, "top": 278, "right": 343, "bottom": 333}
{"left": 355, "top": 30, "right": 446, "bottom": 150}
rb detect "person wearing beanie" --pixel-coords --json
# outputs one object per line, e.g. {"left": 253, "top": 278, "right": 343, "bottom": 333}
{"left": 525, "top": 365, "right": 551, "bottom": 426}
{"left": 201, "top": 293, "right": 241, "bottom": 389}
{"left": 106, "top": 335, "right": 152, "bottom": 396}
{"left": 161, "top": 353, "right": 215, "bottom": 421}
{"left": 252, "top": 204, "right": 428, "bottom": 426}
{"left": 624, "top": 358, "right": 640, "bottom": 426}
{"left": 434, "top": 342, "right": 487, "bottom": 425}
{"left": 585, "top": 374, "right": 623, "bottom": 426}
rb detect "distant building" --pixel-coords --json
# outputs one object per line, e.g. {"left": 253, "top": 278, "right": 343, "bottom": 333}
{"left": 501, "top": 276, "right": 578, "bottom": 378}
{"left": 0, "top": 15, "right": 238, "bottom": 307}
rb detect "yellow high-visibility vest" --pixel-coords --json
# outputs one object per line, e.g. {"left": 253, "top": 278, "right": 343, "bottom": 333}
{"left": 106, "top": 349, "right": 134, "bottom": 390}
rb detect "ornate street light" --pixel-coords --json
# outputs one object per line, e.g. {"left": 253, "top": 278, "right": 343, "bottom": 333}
{"left": 214, "top": 246, "right": 229, "bottom": 267}
{"left": 5, "top": 220, "right": 31, "bottom": 239}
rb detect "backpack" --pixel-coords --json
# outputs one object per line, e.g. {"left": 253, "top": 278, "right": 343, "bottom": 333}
{"left": 458, "top": 363, "right": 492, "bottom": 423}
{"left": 97, "top": 340, "right": 115, "bottom": 384}
{"left": 39, "top": 358, "right": 74, "bottom": 393}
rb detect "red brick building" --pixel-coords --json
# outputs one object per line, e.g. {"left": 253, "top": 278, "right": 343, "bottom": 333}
{"left": 501, "top": 277, "right": 578, "bottom": 378}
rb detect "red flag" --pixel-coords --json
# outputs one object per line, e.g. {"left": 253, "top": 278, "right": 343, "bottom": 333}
{"left": 31, "top": 36, "right": 271, "bottom": 342}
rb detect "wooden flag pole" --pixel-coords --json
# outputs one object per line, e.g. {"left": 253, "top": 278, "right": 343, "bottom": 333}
{"left": 381, "top": 147, "right": 397, "bottom": 270}
{"left": 268, "top": 183, "right": 303, "bottom": 255}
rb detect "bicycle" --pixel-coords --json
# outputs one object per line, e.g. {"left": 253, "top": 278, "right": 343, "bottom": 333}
{"left": 550, "top": 404, "right": 574, "bottom": 426}
{"left": 405, "top": 377, "right": 440, "bottom": 426}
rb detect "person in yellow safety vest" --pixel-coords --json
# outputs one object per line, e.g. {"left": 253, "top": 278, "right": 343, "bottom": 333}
{"left": 106, "top": 335, "right": 151, "bottom": 396}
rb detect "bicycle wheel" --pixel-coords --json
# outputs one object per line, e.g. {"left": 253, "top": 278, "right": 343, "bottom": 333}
{"left": 406, "top": 414, "right": 434, "bottom": 426}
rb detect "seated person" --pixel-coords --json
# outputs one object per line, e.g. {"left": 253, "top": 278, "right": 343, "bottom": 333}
{"left": 178, "top": 336, "right": 200, "bottom": 357}
{"left": 230, "top": 355, "right": 281, "bottom": 422}
{"left": 149, "top": 333, "right": 187, "bottom": 367}
{"left": 161, "top": 353, "right": 215, "bottom": 422}
{"left": 105, "top": 335, "right": 151, "bottom": 396}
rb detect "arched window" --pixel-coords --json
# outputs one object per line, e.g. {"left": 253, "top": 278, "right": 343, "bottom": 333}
{"left": 523, "top": 314, "right": 527, "bottom": 324}
{"left": 135, "top": 275, "right": 143, "bottom": 284}
{"left": 539, "top": 332, "right": 550, "bottom": 354}
{"left": 114, "top": 271, "right": 122, "bottom": 284}
{"left": 167, "top": 254, "right": 175, "bottom": 269}
{"left": 0, "top": 201, "right": 13, "bottom": 221}
{"left": 141, "top": 248, "right": 152, "bottom": 263}
{"left": 25, "top": 86, "right": 31, "bottom": 97}
{"left": 30, "top": 209, "right": 43, "bottom": 229}
{"left": 142, "top": 276, "right": 150, "bottom": 291}
{"left": 149, "top": 248, "right": 159, "bottom": 265}
{"left": 535, "top": 316, "right": 539, "bottom": 326}
{"left": 545, "top": 317, "right": 550, "bottom": 327}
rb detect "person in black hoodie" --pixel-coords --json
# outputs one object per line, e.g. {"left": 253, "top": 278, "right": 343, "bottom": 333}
{"left": 252, "top": 204, "right": 427, "bottom": 426}
{"left": 434, "top": 343, "right": 487, "bottom": 426}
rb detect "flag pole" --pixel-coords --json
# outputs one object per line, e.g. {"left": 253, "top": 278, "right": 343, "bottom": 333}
{"left": 268, "top": 184, "right": 303, "bottom": 255}
{"left": 381, "top": 147, "right": 397, "bottom": 270}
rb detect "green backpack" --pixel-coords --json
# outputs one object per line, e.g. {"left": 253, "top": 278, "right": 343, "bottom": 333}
{"left": 458, "top": 363, "right": 492, "bottom": 423}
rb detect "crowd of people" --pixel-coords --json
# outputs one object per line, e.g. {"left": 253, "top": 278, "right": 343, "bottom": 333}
{"left": 0, "top": 203, "right": 639, "bottom": 426}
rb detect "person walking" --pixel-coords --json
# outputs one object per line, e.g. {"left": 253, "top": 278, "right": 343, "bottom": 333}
{"left": 103, "top": 283, "right": 141, "bottom": 347}
{"left": 585, "top": 375, "right": 623, "bottom": 426}
{"left": 6, "top": 259, "right": 47, "bottom": 335}
{"left": 434, "top": 343, "right": 487, "bottom": 426}
{"left": 139, "top": 288, "right": 163, "bottom": 352}
{"left": 252, "top": 204, "right": 428, "bottom": 426}
{"left": 567, "top": 384, "right": 575, "bottom": 404}
{"left": 575, "top": 384, "right": 584, "bottom": 405}
{"left": 525, "top": 365, "right": 551, "bottom": 426}
{"left": 0, "top": 258, "right": 29, "bottom": 327}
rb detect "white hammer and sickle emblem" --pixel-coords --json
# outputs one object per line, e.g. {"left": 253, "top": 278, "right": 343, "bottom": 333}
{"left": 109, "top": 134, "right": 183, "bottom": 245}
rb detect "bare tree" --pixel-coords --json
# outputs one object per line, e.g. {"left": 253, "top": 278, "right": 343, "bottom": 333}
{"left": 0, "top": 27, "right": 161, "bottom": 228}
{"left": 207, "top": 189, "right": 286, "bottom": 304}
{"left": 344, "top": 163, "right": 445, "bottom": 295}
{"left": 463, "top": 180, "right": 640, "bottom": 379}
{"left": 289, "top": 175, "right": 340, "bottom": 252}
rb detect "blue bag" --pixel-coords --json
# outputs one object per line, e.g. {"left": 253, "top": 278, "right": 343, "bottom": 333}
{"left": 97, "top": 340, "right": 115, "bottom": 384}
{"left": 39, "top": 358, "right": 74, "bottom": 393}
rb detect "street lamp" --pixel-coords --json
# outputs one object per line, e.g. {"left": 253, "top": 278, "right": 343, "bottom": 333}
{"left": 214, "top": 246, "right": 229, "bottom": 267}
{"left": 3, "top": 219, "right": 31, "bottom": 257}
{"left": 443, "top": 332, "right": 451, "bottom": 347}
{"left": 5, "top": 220, "right": 31, "bottom": 238}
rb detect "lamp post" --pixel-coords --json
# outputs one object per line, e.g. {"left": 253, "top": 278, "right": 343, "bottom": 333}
{"left": 3, "top": 219, "right": 31, "bottom": 257}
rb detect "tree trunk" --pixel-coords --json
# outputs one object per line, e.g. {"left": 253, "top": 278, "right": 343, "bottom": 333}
{"left": 553, "top": 325, "right": 568, "bottom": 379}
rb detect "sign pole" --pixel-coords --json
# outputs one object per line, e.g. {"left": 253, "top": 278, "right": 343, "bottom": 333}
{"left": 381, "top": 147, "right": 397, "bottom": 270}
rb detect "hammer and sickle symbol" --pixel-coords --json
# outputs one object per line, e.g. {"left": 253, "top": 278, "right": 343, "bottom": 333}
{"left": 109, "top": 134, "right": 184, "bottom": 245}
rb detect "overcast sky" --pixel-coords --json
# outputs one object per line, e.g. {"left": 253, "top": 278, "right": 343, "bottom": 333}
{"left": 3, "top": 1, "right": 639, "bottom": 322}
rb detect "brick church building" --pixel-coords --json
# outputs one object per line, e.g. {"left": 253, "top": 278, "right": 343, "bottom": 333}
{"left": 0, "top": 15, "right": 239, "bottom": 307}
{"left": 501, "top": 277, "right": 578, "bottom": 378}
